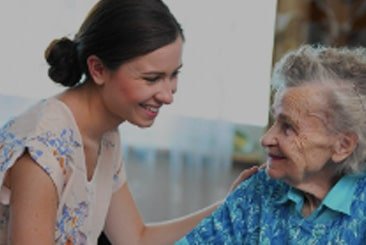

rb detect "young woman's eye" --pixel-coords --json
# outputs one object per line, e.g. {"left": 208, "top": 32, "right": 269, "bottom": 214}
{"left": 144, "top": 77, "right": 160, "bottom": 83}
{"left": 171, "top": 70, "right": 180, "bottom": 79}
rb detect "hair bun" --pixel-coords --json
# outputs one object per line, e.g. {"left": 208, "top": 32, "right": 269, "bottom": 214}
{"left": 45, "top": 37, "right": 82, "bottom": 87}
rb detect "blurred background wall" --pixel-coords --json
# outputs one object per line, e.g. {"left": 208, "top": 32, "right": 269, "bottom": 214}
{"left": 269, "top": 0, "right": 366, "bottom": 127}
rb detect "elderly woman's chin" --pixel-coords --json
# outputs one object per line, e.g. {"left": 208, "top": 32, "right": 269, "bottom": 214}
{"left": 265, "top": 160, "right": 297, "bottom": 185}
{"left": 265, "top": 161, "right": 283, "bottom": 179}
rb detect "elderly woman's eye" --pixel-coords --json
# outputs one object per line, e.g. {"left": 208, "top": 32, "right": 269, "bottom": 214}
{"left": 281, "top": 122, "right": 293, "bottom": 134}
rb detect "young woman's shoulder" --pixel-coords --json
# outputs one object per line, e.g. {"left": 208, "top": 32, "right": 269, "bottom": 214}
{"left": 1, "top": 98, "right": 78, "bottom": 137}
{"left": 0, "top": 97, "right": 83, "bottom": 199}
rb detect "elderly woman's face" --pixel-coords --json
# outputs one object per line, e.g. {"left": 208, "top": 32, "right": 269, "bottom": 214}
{"left": 261, "top": 83, "right": 339, "bottom": 186}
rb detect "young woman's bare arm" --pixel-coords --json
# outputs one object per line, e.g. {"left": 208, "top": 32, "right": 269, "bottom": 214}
{"left": 8, "top": 152, "right": 58, "bottom": 244}
{"left": 104, "top": 166, "right": 259, "bottom": 244}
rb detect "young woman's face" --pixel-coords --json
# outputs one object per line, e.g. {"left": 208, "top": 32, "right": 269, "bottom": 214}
{"left": 260, "top": 84, "right": 339, "bottom": 186}
{"left": 101, "top": 36, "right": 183, "bottom": 128}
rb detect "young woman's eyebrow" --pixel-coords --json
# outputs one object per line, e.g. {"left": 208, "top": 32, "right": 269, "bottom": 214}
{"left": 141, "top": 64, "right": 183, "bottom": 76}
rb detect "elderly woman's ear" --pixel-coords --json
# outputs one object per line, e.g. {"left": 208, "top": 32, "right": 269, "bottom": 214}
{"left": 331, "top": 132, "right": 358, "bottom": 163}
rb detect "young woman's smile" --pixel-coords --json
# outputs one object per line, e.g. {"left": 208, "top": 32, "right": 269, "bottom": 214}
{"left": 99, "top": 36, "right": 183, "bottom": 128}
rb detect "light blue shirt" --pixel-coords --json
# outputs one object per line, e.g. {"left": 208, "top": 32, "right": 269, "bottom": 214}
{"left": 277, "top": 173, "right": 362, "bottom": 223}
{"left": 176, "top": 170, "right": 366, "bottom": 244}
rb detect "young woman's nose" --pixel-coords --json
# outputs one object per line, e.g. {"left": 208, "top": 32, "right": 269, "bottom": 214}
{"left": 156, "top": 79, "right": 176, "bottom": 104}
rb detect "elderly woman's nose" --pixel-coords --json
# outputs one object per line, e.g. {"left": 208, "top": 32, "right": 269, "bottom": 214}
{"left": 261, "top": 126, "right": 277, "bottom": 147}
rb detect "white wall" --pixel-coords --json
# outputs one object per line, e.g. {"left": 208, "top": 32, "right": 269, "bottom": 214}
{"left": 0, "top": 1, "right": 95, "bottom": 98}
{"left": 0, "top": 0, "right": 276, "bottom": 126}
{"left": 164, "top": 1, "right": 277, "bottom": 126}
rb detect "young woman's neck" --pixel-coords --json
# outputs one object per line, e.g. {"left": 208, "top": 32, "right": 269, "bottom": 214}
{"left": 58, "top": 82, "right": 120, "bottom": 142}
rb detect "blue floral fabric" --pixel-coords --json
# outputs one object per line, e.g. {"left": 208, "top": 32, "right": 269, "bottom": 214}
{"left": 177, "top": 170, "right": 366, "bottom": 245}
{"left": 0, "top": 98, "right": 126, "bottom": 244}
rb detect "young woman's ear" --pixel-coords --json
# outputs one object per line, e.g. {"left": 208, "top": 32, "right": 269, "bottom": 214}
{"left": 86, "top": 55, "right": 107, "bottom": 85}
{"left": 331, "top": 132, "right": 358, "bottom": 163}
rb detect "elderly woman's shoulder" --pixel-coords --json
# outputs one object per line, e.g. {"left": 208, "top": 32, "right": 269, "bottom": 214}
{"left": 354, "top": 173, "right": 366, "bottom": 194}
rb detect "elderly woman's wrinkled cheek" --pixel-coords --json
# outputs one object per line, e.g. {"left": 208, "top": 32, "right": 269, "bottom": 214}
{"left": 291, "top": 135, "right": 309, "bottom": 165}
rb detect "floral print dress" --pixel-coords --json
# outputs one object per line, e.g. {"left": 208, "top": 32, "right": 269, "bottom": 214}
{"left": 0, "top": 98, "right": 126, "bottom": 244}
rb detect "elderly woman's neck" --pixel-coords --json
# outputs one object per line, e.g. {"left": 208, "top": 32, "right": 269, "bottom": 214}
{"left": 295, "top": 172, "right": 342, "bottom": 217}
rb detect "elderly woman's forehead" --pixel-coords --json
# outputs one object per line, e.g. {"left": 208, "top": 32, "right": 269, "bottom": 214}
{"left": 277, "top": 84, "right": 327, "bottom": 103}
{"left": 272, "top": 84, "right": 332, "bottom": 118}
{"left": 272, "top": 87, "right": 332, "bottom": 129}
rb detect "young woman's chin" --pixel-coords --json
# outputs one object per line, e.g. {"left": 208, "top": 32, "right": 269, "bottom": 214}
{"left": 129, "top": 118, "right": 155, "bottom": 128}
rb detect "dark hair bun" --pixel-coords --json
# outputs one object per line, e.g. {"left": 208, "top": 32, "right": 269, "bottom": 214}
{"left": 45, "top": 37, "right": 82, "bottom": 87}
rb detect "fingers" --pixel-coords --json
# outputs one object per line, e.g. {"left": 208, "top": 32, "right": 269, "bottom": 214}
{"left": 228, "top": 165, "right": 259, "bottom": 194}
{"left": 237, "top": 166, "right": 259, "bottom": 181}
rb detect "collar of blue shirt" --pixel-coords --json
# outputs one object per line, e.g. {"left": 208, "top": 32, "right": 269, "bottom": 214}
{"left": 274, "top": 172, "right": 366, "bottom": 221}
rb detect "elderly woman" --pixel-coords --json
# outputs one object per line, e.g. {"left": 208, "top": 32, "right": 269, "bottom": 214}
{"left": 176, "top": 45, "right": 366, "bottom": 244}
